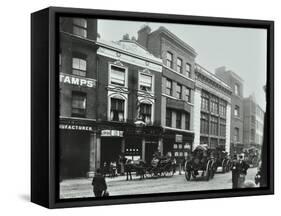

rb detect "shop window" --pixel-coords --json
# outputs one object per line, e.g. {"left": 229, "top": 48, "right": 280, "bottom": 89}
{"left": 186, "top": 63, "right": 191, "bottom": 78}
{"left": 72, "top": 53, "right": 87, "bottom": 77}
{"left": 110, "top": 98, "right": 125, "bottom": 122}
{"left": 73, "top": 18, "right": 87, "bottom": 37}
{"left": 140, "top": 103, "right": 152, "bottom": 124}
{"left": 166, "top": 79, "right": 172, "bottom": 96}
{"left": 176, "top": 111, "right": 182, "bottom": 129}
{"left": 71, "top": 91, "right": 87, "bottom": 117}
{"left": 166, "top": 109, "right": 172, "bottom": 127}
{"left": 166, "top": 51, "right": 173, "bottom": 69}
{"left": 110, "top": 65, "right": 126, "bottom": 86}
{"left": 200, "top": 136, "right": 208, "bottom": 145}
{"left": 176, "top": 83, "right": 182, "bottom": 99}
{"left": 177, "top": 58, "right": 183, "bottom": 73}
{"left": 139, "top": 73, "right": 153, "bottom": 92}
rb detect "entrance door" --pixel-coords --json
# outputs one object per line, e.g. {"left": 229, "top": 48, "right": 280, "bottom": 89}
{"left": 145, "top": 141, "right": 158, "bottom": 163}
{"left": 60, "top": 131, "right": 90, "bottom": 179}
{"left": 100, "top": 138, "right": 122, "bottom": 166}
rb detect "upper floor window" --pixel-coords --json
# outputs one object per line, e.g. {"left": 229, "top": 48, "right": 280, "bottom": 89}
{"left": 176, "top": 111, "right": 182, "bottom": 129}
{"left": 59, "top": 53, "right": 62, "bottom": 73}
{"left": 210, "top": 116, "right": 218, "bottom": 136}
{"left": 234, "top": 105, "right": 240, "bottom": 117}
{"left": 139, "top": 73, "right": 153, "bottom": 92}
{"left": 200, "top": 113, "right": 209, "bottom": 134}
{"left": 234, "top": 127, "right": 240, "bottom": 142}
{"left": 166, "top": 79, "right": 172, "bottom": 96}
{"left": 166, "top": 109, "right": 172, "bottom": 127}
{"left": 219, "top": 100, "right": 227, "bottom": 116}
{"left": 220, "top": 118, "right": 226, "bottom": 137}
{"left": 186, "top": 88, "right": 191, "bottom": 103}
{"left": 186, "top": 63, "right": 191, "bottom": 78}
{"left": 176, "top": 84, "right": 182, "bottom": 99}
{"left": 140, "top": 103, "right": 152, "bottom": 124}
{"left": 177, "top": 58, "right": 183, "bottom": 73}
{"left": 73, "top": 18, "right": 87, "bottom": 37}
{"left": 71, "top": 91, "right": 87, "bottom": 118}
{"left": 72, "top": 54, "right": 87, "bottom": 77}
{"left": 234, "top": 84, "right": 240, "bottom": 96}
{"left": 110, "top": 98, "right": 125, "bottom": 122}
{"left": 210, "top": 96, "right": 219, "bottom": 114}
{"left": 110, "top": 65, "right": 126, "bottom": 86}
{"left": 166, "top": 52, "right": 173, "bottom": 69}
{"left": 201, "top": 91, "right": 209, "bottom": 111}
{"left": 185, "top": 112, "right": 190, "bottom": 130}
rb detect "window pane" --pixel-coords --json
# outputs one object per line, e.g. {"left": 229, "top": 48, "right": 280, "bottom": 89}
{"left": 111, "top": 66, "right": 125, "bottom": 86}
{"left": 73, "top": 18, "right": 87, "bottom": 28}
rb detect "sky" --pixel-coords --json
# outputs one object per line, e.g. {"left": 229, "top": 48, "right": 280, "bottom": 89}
{"left": 98, "top": 19, "right": 267, "bottom": 110}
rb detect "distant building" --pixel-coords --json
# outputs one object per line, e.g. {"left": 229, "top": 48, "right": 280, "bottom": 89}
{"left": 137, "top": 25, "right": 196, "bottom": 159}
{"left": 194, "top": 64, "right": 232, "bottom": 152}
{"left": 215, "top": 67, "right": 244, "bottom": 154}
{"left": 243, "top": 94, "right": 265, "bottom": 148}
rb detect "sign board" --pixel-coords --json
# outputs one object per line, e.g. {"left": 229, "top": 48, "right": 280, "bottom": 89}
{"left": 175, "top": 134, "right": 183, "bottom": 143}
{"left": 101, "top": 130, "right": 124, "bottom": 137}
{"left": 59, "top": 124, "right": 93, "bottom": 132}
{"left": 59, "top": 73, "right": 96, "bottom": 88}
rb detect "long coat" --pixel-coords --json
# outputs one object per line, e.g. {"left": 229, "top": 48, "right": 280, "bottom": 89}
{"left": 92, "top": 173, "right": 107, "bottom": 192}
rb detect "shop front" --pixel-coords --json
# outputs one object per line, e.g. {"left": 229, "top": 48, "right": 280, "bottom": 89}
{"left": 59, "top": 118, "right": 96, "bottom": 179}
{"left": 163, "top": 129, "right": 194, "bottom": 161}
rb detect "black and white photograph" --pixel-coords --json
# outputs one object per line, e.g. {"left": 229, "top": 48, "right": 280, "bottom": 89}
{"left": 58, "top": 17, "right": 269, "bottom": 199}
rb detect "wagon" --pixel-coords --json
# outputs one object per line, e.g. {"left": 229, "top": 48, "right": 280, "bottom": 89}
{"left": 146, "top": 156, "right": 176, "bottom": 177}
{"left": 184, "top": 144, "right": 216, "bottom": 181}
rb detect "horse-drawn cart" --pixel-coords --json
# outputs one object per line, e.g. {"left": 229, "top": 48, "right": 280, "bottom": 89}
{"left": 184, "top": 145, "right": 216, "bottom": 181}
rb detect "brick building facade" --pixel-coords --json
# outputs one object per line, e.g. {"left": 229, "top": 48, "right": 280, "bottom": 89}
{"left": 215, "top": 67, "right": 244, "bottom": 154}
{"left": 137, "top": 26, "right": 196, "bottom": 160}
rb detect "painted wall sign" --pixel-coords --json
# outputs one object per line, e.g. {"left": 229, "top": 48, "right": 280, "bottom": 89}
{"left": 59, "top": 124, "right": 93, "bottom": 131}
{"left": 101, "top": 130, "right": 124, "bottom": 137}
{"left": 59, "top": 73, "right": 96, "bottom": 88}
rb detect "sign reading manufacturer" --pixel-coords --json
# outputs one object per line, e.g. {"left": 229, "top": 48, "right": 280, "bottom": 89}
{"left": 101, "top": 130, "right": 124, "bottom": 137}
{"left": 59, "top": 124, "right": 93, "bottom": 132}
{"left": 60, "top": 73, "right": 96, "bottom": 88}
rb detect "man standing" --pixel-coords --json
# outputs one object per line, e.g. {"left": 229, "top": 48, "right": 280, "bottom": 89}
{"left": 231, "top": 154, "right": 239, "bottom": 189}
{"left": 92, "top": 168, "right": 107, "bottom": 197}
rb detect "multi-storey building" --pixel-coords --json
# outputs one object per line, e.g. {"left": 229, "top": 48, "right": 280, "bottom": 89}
{"left": 59, "top": 17, "right": 98, "bottom": 179}
{"left": 215, "top": 67, "right": 244, "bottom": 154}
{"left": 194, "top": 64, "right": 232, "bottom": 152}
{"left": 243, "top": 94, "right": 265, "bottom": 148}
{"left": 96, "top": 38, "right": 163, "bottom": 167}
{"left": 137, "top": 26, "right": 196, "bottom": 159}
{"left": 59, "top": 18, "right": 163, "bottom": 179}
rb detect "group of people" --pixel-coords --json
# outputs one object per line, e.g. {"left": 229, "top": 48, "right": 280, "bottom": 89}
{"left": 91, "top": 152, "right": 257, "bottom": 197}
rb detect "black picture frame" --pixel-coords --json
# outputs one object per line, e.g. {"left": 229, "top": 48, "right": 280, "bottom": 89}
{"left": 31, "top": 6, "right": 274, "bottom": 208}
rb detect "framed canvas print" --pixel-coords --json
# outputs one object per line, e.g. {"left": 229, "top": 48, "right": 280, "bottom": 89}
{"left": 31, "top": 7, "right": 274, "bottom": 208}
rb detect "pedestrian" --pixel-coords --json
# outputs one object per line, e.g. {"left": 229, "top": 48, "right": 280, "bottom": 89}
{"left": 231, "top": 154, "right": 239, "bottom": 189}
{"left": 92, "top": 168, "right": 107, "bottom": 197}
{"left": 236, "top": 154, "right": 249, "bottom": 187}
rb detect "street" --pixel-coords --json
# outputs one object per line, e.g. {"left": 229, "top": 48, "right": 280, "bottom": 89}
{"left": 60, "top": 167, "right": 258, "bottom": 199}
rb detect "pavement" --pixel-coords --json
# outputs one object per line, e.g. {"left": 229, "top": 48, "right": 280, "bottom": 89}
{"left": 60, "top": 167, "right": 258, "bottom": 199}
